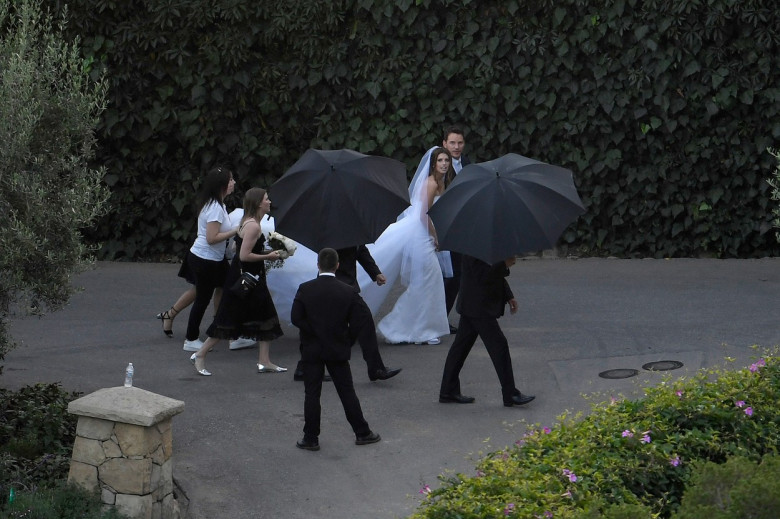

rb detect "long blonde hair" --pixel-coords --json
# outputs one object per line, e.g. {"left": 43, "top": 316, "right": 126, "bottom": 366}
{"left": 241, "top": 187, "right": 267, "bottom": 225}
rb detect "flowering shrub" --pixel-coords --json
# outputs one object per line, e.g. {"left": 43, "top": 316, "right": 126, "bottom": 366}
{"left": 410, "top": 350, "right": 780, "bottom": 518}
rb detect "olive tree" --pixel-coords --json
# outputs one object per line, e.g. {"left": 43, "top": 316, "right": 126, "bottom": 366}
{"left": 0, "top": 0, "right": 109, "bottom": 372}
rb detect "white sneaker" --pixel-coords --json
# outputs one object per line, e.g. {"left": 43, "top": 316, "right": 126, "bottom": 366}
{"left": 183, "top": 339, "right": 203, "bottom": 352}
{"left": 229, "top": 338, "right": 256, "bottom": 350}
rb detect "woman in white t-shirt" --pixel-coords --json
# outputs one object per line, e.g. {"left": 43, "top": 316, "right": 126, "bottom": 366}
{"left": 159, "top": 166, "right": 238, "bottom": 351}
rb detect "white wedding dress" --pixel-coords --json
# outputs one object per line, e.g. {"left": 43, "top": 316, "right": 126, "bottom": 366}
{"left": 362, "top": 147, "right": 449, "bottom": 343}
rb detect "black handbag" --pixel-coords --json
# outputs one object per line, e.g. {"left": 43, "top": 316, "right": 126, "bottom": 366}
{"left": 229, "top": 271, "right": 259, "bottom": 299}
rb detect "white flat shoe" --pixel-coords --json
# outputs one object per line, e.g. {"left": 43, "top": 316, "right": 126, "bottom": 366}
{"left": 229, "top": 338, "right": 256, "bottom": 350}
{"left": 257, "top": 364, "right": 288, "bottom": 373}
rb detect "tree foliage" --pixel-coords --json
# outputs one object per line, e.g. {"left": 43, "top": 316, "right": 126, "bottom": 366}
{"left": 0, "top": 0, "right": 109, "bottom": 370}
{"left": 48, "top": 0, "right": 780, "bottom": 260}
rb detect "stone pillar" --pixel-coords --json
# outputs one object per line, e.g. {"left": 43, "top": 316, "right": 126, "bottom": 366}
{"left": 67, "top": 387, "right": 185, "bottom": 519}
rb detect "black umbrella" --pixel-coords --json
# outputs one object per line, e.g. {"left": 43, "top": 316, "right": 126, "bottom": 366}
{"left": 270, "top": 149, "right": 410, "bottom": 251}
{"left": 428, "top": 153, "right": 585, "bottom": 265}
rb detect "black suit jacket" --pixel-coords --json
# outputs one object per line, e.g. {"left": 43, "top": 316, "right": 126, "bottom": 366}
{"left": 291, "top": 274, "right": 373, "bottom": 362}
{"left": 456, "top": 255, "right": 513, "bottom": 319}
{"left": 335, "top": 245, "right": 381, "bottom": 291}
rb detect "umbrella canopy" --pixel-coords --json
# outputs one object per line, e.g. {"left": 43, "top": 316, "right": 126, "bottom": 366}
{"left": 270, "top": 149, "right": 410, "bottom": 251}
{"left": 428, "top": 153, "right": 585, "bottom": 265}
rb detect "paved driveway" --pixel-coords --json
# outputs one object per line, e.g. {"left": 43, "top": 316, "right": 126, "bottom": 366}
{"left": 5, "top": 258, "right": 779, "bottom": 518}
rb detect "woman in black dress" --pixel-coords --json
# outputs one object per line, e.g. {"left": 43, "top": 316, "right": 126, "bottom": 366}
{"left": 191, "top": 188, "right": 285, "bottom": 376}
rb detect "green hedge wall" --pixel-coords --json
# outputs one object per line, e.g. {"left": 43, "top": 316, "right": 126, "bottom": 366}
{"left": 49, "top": 0, "right": 779, "bottom": 259}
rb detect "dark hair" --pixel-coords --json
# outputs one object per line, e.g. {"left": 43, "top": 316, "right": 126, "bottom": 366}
{"left": 241, "top": 187, "right": 267, "bottom": 224}
{"left": 428, "top": 147, "right": 456, "bottom": 185}
{"left": 442, "top": 125, "right": 465, "bottom": 142}
{"left": 197, "top": 166, "right": 233, "bottom": 212}
{"left": 318, "top": 248, "right": 339, "bottom": 272}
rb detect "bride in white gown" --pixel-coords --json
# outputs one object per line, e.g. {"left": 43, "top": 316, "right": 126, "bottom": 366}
{"left": 363, "top": 146, "right": 451, "bottom": 344}
{"left": 266, "top": 147, "right": 451, "bottom": 344}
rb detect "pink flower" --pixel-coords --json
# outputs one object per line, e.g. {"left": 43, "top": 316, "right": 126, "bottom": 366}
{"left": 675, "top": 390, "right": 684, "bottom": 399}
{"left": 542, "top": 427, "right": 551, "bottom": 434}
{"left": 670, "top": 456, "right": 681, "bottom": 467}
{"left": 562, "top": 469, "right": 577, "bottom": 482}
{"left": 419, "top": 485, "right": 431, "bottom": 495}
{"left": 640, "top": 434, "right": 651, "bottom": 444}
{"left": 476, "top": 470, "right": 485, "bottom": 477}
{"left": 561, "top": 490, "right": 572, "bottom": 498}
{"left": 544, "top": 512, "right": 554, "bottom": 518}
{"left": 504, "top": 503, "right": 515, "bottom": 515}
{"left": 622, "top": 430, "right": 633, "bottom": 438}
{"left": 735, "top": 400, "right": 745, "bottom": 408}
{"left": 745, "top": 406, "right": 753, "bottom": 416}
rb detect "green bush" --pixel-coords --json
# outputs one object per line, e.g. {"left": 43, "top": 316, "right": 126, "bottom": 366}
{"left": 410, "top": 351, "right": 780, "bottom": 518}
{"left": 0, "top": 384, "right": 81, "bottom": 492}
{"left": 672, "top": 454, "right": 780, "bottom": 519}
{"left": 1, "top": 482, "right": 125, "bottom": 519}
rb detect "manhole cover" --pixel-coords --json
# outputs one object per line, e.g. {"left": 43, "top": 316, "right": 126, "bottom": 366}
{"left": 598, "top": 368, "right": 639, "bottom": 379}
{"left": 642, "top": 360, "right": 684, "bottom": 371}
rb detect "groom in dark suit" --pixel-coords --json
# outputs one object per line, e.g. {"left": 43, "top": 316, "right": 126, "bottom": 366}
{"left": 441, "top": 125, "right": 471, "bottom": 333}
{"left": 439, "top": 254, "right": 535, "bottom": 407}
{"left": 291, "top": 248, "right": 382, "bottom": 451}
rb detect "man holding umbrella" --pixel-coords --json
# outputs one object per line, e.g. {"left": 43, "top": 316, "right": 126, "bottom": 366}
{"left": 430, "top": 152, "right": 586, "bottom": 407}
{"left": 270, "top": 148, "right": 407, "bottom": 382}
{"left": 438, "top": 254, "right": 535, "bottom": 407}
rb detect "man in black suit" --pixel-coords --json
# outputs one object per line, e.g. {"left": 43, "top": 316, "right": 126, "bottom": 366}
{"left": 292, "top": 245, "right": 401, "bottom": 382}
{"left": 441, "top": 126, "right": 471, "bottom": 334}
{"left": 438, "top": 254, "right": 535, "bottom": 407}
{"left": 291, "top": 248, "right": 382, "bottom": 451}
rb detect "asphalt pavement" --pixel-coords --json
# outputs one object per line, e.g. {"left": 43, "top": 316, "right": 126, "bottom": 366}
{"left": 4, "top": 257, "right": 780, "bottom": 518}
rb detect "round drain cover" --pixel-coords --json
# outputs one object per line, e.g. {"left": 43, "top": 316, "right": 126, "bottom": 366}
{"left": 598, "top": 368, "right": 639, "bottom": 379}
{"left": 642, "top": 360, "right": 684, "bottom": 371}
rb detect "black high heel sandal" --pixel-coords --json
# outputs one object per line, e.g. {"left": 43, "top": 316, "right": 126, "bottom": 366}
{"left": 156, "top": 306, "right": 179, "bottom": 338}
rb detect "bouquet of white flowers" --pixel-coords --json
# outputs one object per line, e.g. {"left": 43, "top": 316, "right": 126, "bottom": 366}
{"left": 266, "top": 232, "right": 297, "bottom": 270}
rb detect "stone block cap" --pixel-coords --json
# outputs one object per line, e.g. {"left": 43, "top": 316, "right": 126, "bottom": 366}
{"left": 68, "top": 387, "right": 185, "bottom": 427}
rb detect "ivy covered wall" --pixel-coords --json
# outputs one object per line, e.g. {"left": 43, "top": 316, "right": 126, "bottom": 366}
{"left": 49, "top": 0, "right": 779, "bottom": 259}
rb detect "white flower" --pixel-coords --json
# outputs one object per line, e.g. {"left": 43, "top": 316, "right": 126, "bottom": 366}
{"left": 269, "top": 232, "right": 297, "bottom": 259}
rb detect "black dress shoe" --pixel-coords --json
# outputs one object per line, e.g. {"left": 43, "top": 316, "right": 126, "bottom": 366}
{"left": 294, "top": 370, "right": 332, "bottom": 382}
{"left": 369, "top": 367, "right": 402, "bottom": 381}
{"left": 505, "top": 393, "right": 535, "bottom": 407}
{"left": 449, "top": 324, "right": 458, "bottom": 334}
{"left": 355, "top": 431, "right": 381, "bottom": 445}
{"left": 296, "top": 438, "right": 320, "bottom": 451}
{"left": 439, "top": 393, "right": 475, "bottom": 404}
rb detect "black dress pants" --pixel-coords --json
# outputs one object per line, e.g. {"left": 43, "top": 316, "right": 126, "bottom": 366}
{"left": 439, "top": 313, "right": 517, "bottom": 403}
{"left": 302, "top": 359, "right": 370, "bottom": 441}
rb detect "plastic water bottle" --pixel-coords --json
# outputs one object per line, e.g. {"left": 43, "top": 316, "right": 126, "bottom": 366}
{"left": 124, "top": 363, "right": 134, "bottom": 387}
